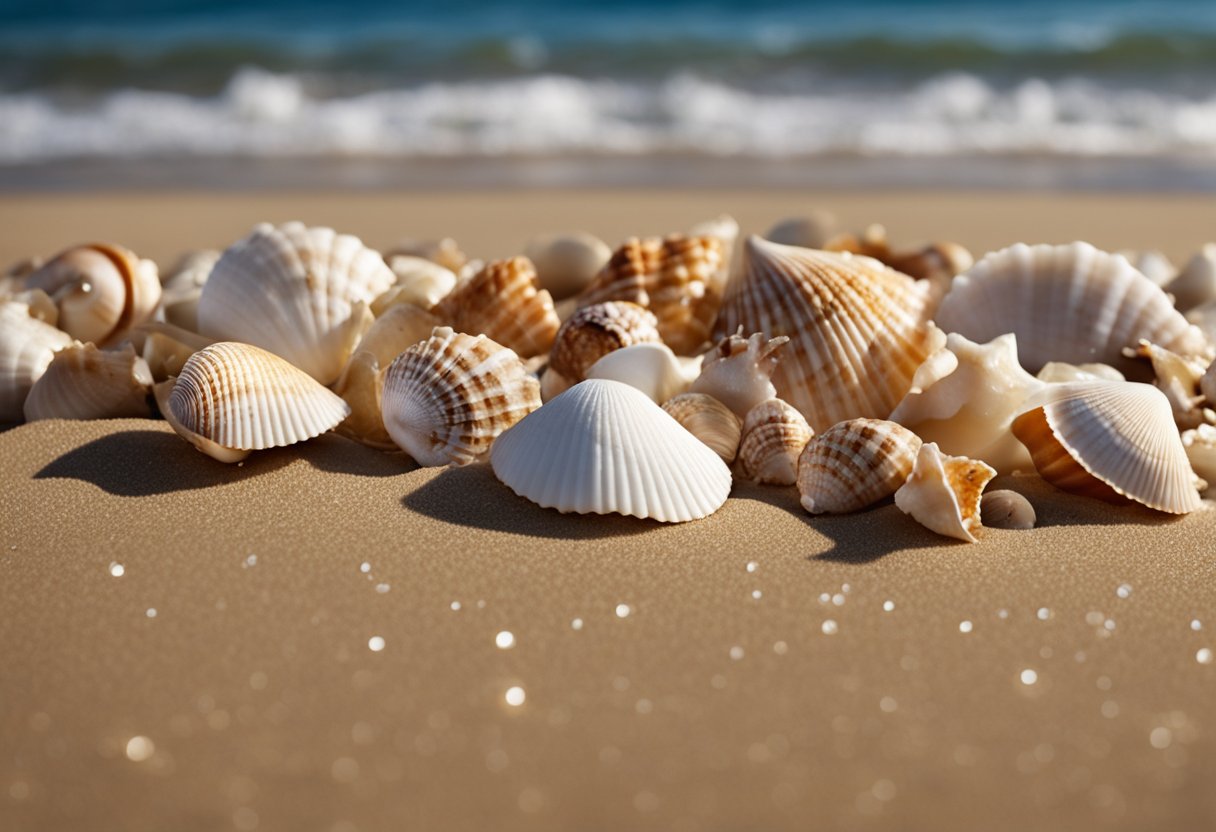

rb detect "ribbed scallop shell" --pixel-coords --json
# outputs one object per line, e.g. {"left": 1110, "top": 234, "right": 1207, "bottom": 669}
{"left": 546, "top": 301, "right": 662, "bottom": 394}
{"left": 936, "top": 242, "right": 1209, "bottom": 376}
{"left": 737, "top": 399, "right": 814, "bottom": 486}
{"left": 689, "top": 331, "right": 789, "bottom": 417}
{"left": 524, "top": 232, "right": 612, "bottom": 300}
{"left": 380, "top": 327, "right": 540, "bottom": 467}
{"left": 585, "top": 342, "right": 697, "bottom": 404}
{"left": 432, "top": 257, "right": 559, "bottom": 358}
{"left": 24, "top": 343, "right": 151, "bottom": 421}
{"left": 579, "top": 234, "right": 727, "bottom": 355}
{"left": 165, "top": 342, "right": 351, "bottom": 463}
{"left": 661, "top": 393, "right": 742, "bottom": 463}
{"left": 718, "top": 236, "right": 945, "bottom": 433}
{"left": 797, "top": 419, "right": 922, "bottom": 515}
{"left": 0, "top": 301, "right": 75, "bottom": 422}
{"left": 198, "top": 222, "right": 395, "bottom": 385}
{"left": 490, "top": 379, "right": 732, "bottom": 522}
{"left": 1010, "top": 381, "right": 1201, "bottom": 514}
{"left": 894, "top": 442, "right": 996, "bottom": 543}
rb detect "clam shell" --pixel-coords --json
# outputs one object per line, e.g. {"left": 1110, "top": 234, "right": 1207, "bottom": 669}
{"left": 524, "top": 232, "right": 612, "bottom": 300}
{"left": 0, "top": 301, "right": 75, "bottom": 422}
{"left": 689, "top": 330, "right": 789, "bottom": 417}
{"left": 737, "top": 399, "right": 814, "bottom": 486}
{"left": 936, "top": 242, "right": 1209, "bottom": 376}
{"left": 661, "top": 393, "right": 742, "bottom": 463}
{"left": 1011, "top": 381, "right": 1201, "bottom": 514}
{"left": 894, "top": 442, "right": 996, "bottom": 543}
{"left": 765, "top": 212, "right": 836, "bottom": 249}
{"left": 718, "top": 236, "right": 945, "bottom": 432}
{"left": 160, "top": 249, "right": 219, "bottom": 331}
{"left": 490, "top": 378, "right": 732, "bottom": 522}
{"left": 162, "top": 342, "right": 351, "bottom": 463}
{"left": 980, "top": 490, "right": 1037, "bottom": 530}
{"left": 546, "top": 301, "right": 662, "bottom": 396}
{"left": 1037, "top": 362, "right": 1125, "bottom": 384}
{"left": 24, "top": 343, "right": 152, "bottom": 421}
{"left": 1164, "top": 244, "right": 1216, "bottom": 312}
{"left": 797, "top": 418, "right": 922, "bottom": 514}
{"left": 433, "top": 257, "right": 559, "bottom": 358}
{"left": 378, "top": 256, "right": 458, "bottom": 312}
{"left": 585, "top": 342, "right": 697, "bottom": 404}
{"left": 380, "top": 327, "right": 540, "bottom": 467}
{"left": 198, "top": 222, "right": 394, "bottom": 385}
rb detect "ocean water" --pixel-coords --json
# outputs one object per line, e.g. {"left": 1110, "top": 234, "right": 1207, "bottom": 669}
{"left": 2, "top": 0, "right": 1216, "bottom": 187}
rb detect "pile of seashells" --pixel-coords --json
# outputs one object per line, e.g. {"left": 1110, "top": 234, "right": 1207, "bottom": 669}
{"left": 5, "top": 214, "right": 1216, "bottom": 541}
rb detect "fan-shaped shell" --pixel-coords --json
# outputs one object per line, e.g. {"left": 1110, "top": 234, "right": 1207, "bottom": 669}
{"left": 689, "top": 331, "right": 789, "bottom": 417}
{"left": 544, "top": 301, "right": 662, "bottom": 398}
{"left": 490, "top": 379, "right": 732, "bottom": 522}
{"left": 0, "top": 301, "right": 75, "bottom": 422}
{"left": 797, "top": 419, "right": 922, "bottom": 514}
{"left": 661, "top": 393, "right": 742, "bottom": 463}
{"left": 936, "top": 242, "right": 1209, "bottom": 376}
{"left": 1010, "top": 381, "right": 1201, "bottom": 514}
{"left": 586, "top": 342, "right": 697, "bottom": 404}
{"left": 432, "top": 257, "right": 559, "bottom": 358}
{"left": 524, "top": 232, "right": 612, "bottom": 300}
{"left": 163, "top": 341, "right": 351, "bottom": 463}
{"left": 737, "top": 399, "right": 814, "bottom": 486}
{"left": 24, "top": 343, "right": 151, "bottom": 421}
{"left": 198, "top": 222, "right": 394, "bottom": 385}
{"left": 894, "top": 442, "right": 996, "bottom": 543}
{"left": 717, "top": 236, "right": 945, "bottom": 432}
{"left": 381, "top": 327, "right": 540, "bottom": 467}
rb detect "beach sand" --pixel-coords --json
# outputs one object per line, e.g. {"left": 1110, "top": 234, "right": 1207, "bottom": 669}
{"left": 1, "top": 191, "right": 1214, "bottom": 831}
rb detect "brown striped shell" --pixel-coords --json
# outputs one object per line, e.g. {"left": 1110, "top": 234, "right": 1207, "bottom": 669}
{"left": 736, "top": 399, "right": 814, "bottom": 486}
{"left": 661, "top": 393, "right": 742, "bottom": 463}
{"left": 894, "top": 442, "right": 996, "bottom": 543}
{"left": 545, "top": 301, "right": 662, "bottom": 396}
{"left": 797, "top": 418, "right": 922, "bottom": 514}
{"left": 432, "top": 256, "right": 559, "bottom": 358}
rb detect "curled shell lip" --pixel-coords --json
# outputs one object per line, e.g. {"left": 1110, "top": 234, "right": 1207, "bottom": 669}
{"left": 894, "top": 442, "right": 996, "bottom": 543}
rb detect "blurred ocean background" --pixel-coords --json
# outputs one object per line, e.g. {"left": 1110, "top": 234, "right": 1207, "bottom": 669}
{"left": 3, "top": 0, "right": 1216, "bottom": 189}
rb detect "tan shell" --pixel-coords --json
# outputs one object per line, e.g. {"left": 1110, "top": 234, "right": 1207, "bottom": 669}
{"left": 826, "top": 224, "right": 974, "bottom": 280}
{"left": 894, "top": 442, "right": 996, "bottom": 543}
{"left": 380, "top": 326, "right": 540, "bottom": 467}
{"left": 765, "top": 211, "right": 837, "bottom": 249}
{"left": 0, "top": 301, "right": 75, "bottom": 422}
{"left": 980, "top": 490, "right": 1037, "bottom": 530}
{"left": 737, "top": 399, "right": 814, "bottom": 486}
{"left": 718, "top": 236, "right": 945, "bottom": 432}
{"left": 24, "top": 343, "right": 152, "bottom": 421}
{"left": 524, "top": 232, "right": 612, "bottom": 299}
{"left": 378, "top": 256, "right": 458, "bottom": 312}
{"left": 661, "top": 393, "right": 742, "bottom": 463}
{"left": 160, "top": 249, "right": 219, "bottom": 331}
{"left": 1122, "top": 339, "right": 1211, "bottom": 429}
{"left": 1182, "top": 424, "right": 1216, "bottom": 497}
{"left": 1202, "top": 358, "right": 1216, "bottom": 406}
{"left": 1011, "top": 381, "right": 1201, "bottom": 514}
{"left": 129, "top": 321, "right": 215, "bottom": 381}
{"left": 545, "top": 301, "right": 662, "bottom": 398}
{"left": 689, "top": 331, "right": 789, "bottom": 417}
{"left": 384, "top": 237, "right": 468, "bottom": 274}
{"left": 579, "top": 234, "right": 727, "bottom": 355}
{"left": 797, "top": 418, "right": 922, "bottom": 514}
{"left": 1164, "top": 244, "right": 1216, "bottom": 312}
{"left": 432, "top": 257, "right": 559, "bottom": 359}
{"left": 0, "top": 284, "right": 58, "bottom": 326}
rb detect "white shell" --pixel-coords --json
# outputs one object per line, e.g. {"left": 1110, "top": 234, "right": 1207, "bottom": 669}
{"left": 586, "top": 342, "right": 697, "bottom": 404}
{"left": 24, "top": 343, "right": 152, "bottom": 421}
{"left": 1164, "top": 244, "right": 1216, "bottom": 312}
{"left": 1123, "top": 339, "right": 1210, "bottom": 429}
{"left": 1037, "top": 361, "right": 1125, "bottom": 384}
{"left": 894, "top": 442, "right": 996, "bottom": 543}
{"left": 160, "top": 249, "right": 219, "bottom": 331}
{"left": 198, "top": 222, "right": 394, "bottom": 384}
{"left": 0, "top": 301, "right": 75, "bottom": 422}
{"left": 381, "top": 255, "right": 458, "bottom": 310}
{"left": 490, "top": 379, "right": 732, "bottom": 522}
{"left": 689, "top": 331, "right": 789, "bottom": 417}
{"left": 1182, "top": 424, "right": 1216, "bottom": 497}
{"left": 1117, "top": 249, "right": 1175, "bottom": 287}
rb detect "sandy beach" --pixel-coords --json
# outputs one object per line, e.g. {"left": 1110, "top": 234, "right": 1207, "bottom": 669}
{"left": 2, "top": 191, "right": 1215, "bottom": 831}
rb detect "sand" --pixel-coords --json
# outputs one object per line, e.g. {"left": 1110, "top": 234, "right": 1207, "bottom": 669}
{"left": 1, "top": 191, "right": 1215, "bottom": 831}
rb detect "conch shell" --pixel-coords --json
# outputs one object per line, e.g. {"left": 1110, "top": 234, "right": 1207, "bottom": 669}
{"left": 0, "top": 301, "right": 75, "bottom": 422}
{"left": 24, "top": 343, "right": 152, "bottom": 421}
{"left": 544, "top": 301, "right": 662, "bottom": 400}
{"left": 797, "top": 418, "right": 922, "bottom": 514}
{"left": 432, "top": 257, "right": 559, "bottom": 358}
{"left": 736, "top": 399, "right": 814, "bottom": 486}
{"left": 524, "top": 232, "right": 611, "bottom": 300}
{"left": 661, "top": 393, "right": 742, "bottom": 463}
{"left": 894, "top": 442, "right": 996, "bottom": 543}
{"left": 689, "top": 331, "right": 788, "bottom": 418}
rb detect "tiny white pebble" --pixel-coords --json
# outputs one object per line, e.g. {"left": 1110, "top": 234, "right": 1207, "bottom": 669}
{"left": 359, "top": 562, "right": 371, "bottom": 574}
{"left": 1104, "top": 618, "right": 1116, "bottom": 631}
{"left": 615, "top": 604, "right": 631, "bottom": 619}
{"left": 821, "top": 619, "right": 838, "bottom": 635}
{"left": 450, "top": 601, "right": 462, "bottom": 611}
{"left": 997, "top": 608, "right": 1009, "bottom": 619}
{"left": 476, "top": 599, "right": 486, "bottom": 609}
{"left": 819, "top": 593, "right": 831, "bottom": 604}
{"left": 571, "top": 618, "right": 584, "bottom": 630}
{"left": 1150, "top": 726, "right": 1172, "bottom": 749}
{"left": 832, "top": 593, "right": 846, "bottom": 606}
{"left": 505, "top": 686, "right": 526, "bottom": 707}
{"left": 1020, "top": 669, "right": 1038, "bottom": 686}
{"left": 1036, "top": 608, "right": 1051, "bottom": 621}
{"left": 145, "top": 608, "right": 157, "bottom": 619}
{"left": 124, "top": 735, "right": 155, "bottom": 762}
{"left": 108, "top": 562, "right": 125, "bottom": 577}
{"left": 746, "top": 561, "right": 758, "bottom": 573}
{"left": 773, "top": 641, "right": 788, "bottom": 655}
{"left": 1191, "top": 619, "right": 1202, "bottom": 632}
{"left": 751, "top": 590, "right": 762, "bottom": 600}
{"left": 495, "top": 631, "right": 516, "bottom": 650}
{"left": 729, "top": 646, "right": 744, "bottom": 660}
{"left": 368, "top": 636, "right": 385, "bottom": 652}
{"left": 1116, "top": 583, "right": 1132, "bottom": 599}
{"left": 375, "top": 583, "right": 390, "bottom": 594}
{"left": 1197, "top": 647, "right": 1213, "bottom": 665}
{"left": 243, "top": 554, "right": 257, "bottom": 568}
{"left": 841, "top": 583, "right": 851, "bottom": 594}
{"left": 882, "top": 600, "right": 895, "bottom": 612}
{"left": 879, "top": 696, "right": 897, "bottom": 713}
{"left": 959, "top": 620, "right": 973, "bottom": 634}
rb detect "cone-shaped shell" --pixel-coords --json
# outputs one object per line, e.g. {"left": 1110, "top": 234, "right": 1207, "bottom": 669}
{"left": 524, "top": 232, "right": 612, "bottom": 300}
{"left": 381, "top": 327, "right": 540, "bottom": 467}
{"left": 797, "top": 419, "right": 922, "bottom": 514}
{"left": 198, "top": 222, "right": 394, "bottom": 385}
{"left": 546, "top": 301, "right": 662, "bottom": 393}
{"left": 432, "top": 257, "right": 559, "bottom": 358}
{"left": 894, "top": 442, "right": 996, "bottom": 543}
{"left": 661, "top": 393, "right": 742, "bottom": 463}
{"left": 737, "top": 399, "right": 814, "bottom": 486}
{"left": 24, "top": 343, "right": 152, "bottom": 421}
{"left": 490, "top": 379, "right": 732, "bottom": 522}
{"left": 0, "top": 301, "right": 75, "bottom": 422}
{"left": 1011, "top": 381, "right": 1201, "bottom": 514}
{"left": 689, "top": 331, "right": 789, "bottom": 417}
{"left": 936, "top": 242, "right": 1209, "bottom": 376}
{"left": 718, "top": 236, "right": 945, "bottom": 432}
{"left": 586, "top": 342, "right": 695, "bottom": 404}
{"left": 163, "top": 342, "right": 351, "bottom": 463}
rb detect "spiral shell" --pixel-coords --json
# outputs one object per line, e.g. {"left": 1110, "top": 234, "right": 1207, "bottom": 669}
{"left": 0, "top": 301, "right": 75, "bottom": 422}
{"left": 689, "top": 331, "right": 789, "bottom": 417}
{"left": 24, "top": 343, "right": 152, "bottom": 421}
{"left": 544, "top": 301, "right": 662, "bottom": 399}
{"left": 894, "top": 442, "right": 996, "bottom": 543}
{"left": 661, "top": 393, "right": 742, "bottom": 463}
{"left": 432, "top": 257, "right": 559, "bottom": 358}
{"left": 737, "top": 399, "right": 814, "bottom": 486}
{"left": 797, "top": 419, "right": 922, "bottom": 515}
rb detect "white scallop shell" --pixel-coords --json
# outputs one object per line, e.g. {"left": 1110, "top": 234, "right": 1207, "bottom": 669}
{"left": 586, "top": 342, "right": 698, "bottom": 404}
{"left": 24, "top": 343, "right": 152, "bottom": 421}
{"left": 894, "top": 442, "right": 996, "bottom": 543}
{"left": 0, "top": 301, "right": 75, "bottom": 422}
{"left": 490, "top": 379, "right": 732, "bottom": 523}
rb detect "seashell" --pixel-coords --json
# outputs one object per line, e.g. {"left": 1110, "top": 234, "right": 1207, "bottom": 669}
{"left": 24, "top": 343, "right": 152, "bottom": 421}
{"left": 160, "top": 249, "right": 219, "bottom": 331}
{"left": 894, "top": 442, "right": 996, "bottom": 543}
{"left": 578, "top": 234, "right": 727, "bottom": 355}
{"left": 737, "top": 398, "right": 814, "bottom": 486}
{"left": 688, "top": 214, "right": 740, "bottom": 273}
{"left": 544, "top": 301, "right": 662, "bottom": 399}
{"left": 1010, "top": 381, "right": 1201, "bottom": 514}
{"left": 0, "top": 301, "right": 75, "bottom": 422}
{"left": 889, "top": 333, "right": 1045, "bottom": 474}
{"left": 380, "top": 327, "right": 540, "bottom": 467}
{"left": 524, "top": 231, "right": 612, "bottom": 300}
{"left": 432, "top": 257, "right": 559, "bottom": 358}
{"left": 159, "top": 342, "right": 350, "bottom": 464}
{"left": 935, "top": 242, "right": 1209, "bottom": 376}
{"left": 797, "top": 418, "right": 922, "bottom": 514}
{"left": 1164, "top": 244, "right": 1216, "bottom": 312}
{"left": 826, "top": 224, "right": 973, "bottom": 281}
{"left": 350, "top": 302, "right": 440, "bottom": 368}
{"left": 689, "top": 330, "right": 789, "bottom": 417}
{"left": 1037, "top": 361, "right": 1125, "bottom": 384}
{"left": 1187, "top": 300, "right": 1216, "bottom": 348}
{"left": 385, "top": 237, "right": 468, "bottom": 274}
{"left": 1181, "top": 424, "right": 1216, "bottom": 497}
{"left": 661, "top": 393, "right": 742, "bottom": 463}
{"left": 127, "top": 321, "right": 214, "bottom": 381}
{"left": 585, "top": 342, "right": 698, "bottom": 404}
{"left": 377, "top": 255, "right": 458, "bottom": 312}
{"left": 718, "top": 236, "right": 946, "bottom": 432}
{"left": 1202, "top": 358, "right": 1216, "bottom": 406}
{"left": 490, "top": 378, "right": 732, "bottom": 522}
{"left": 980, "top": 490, "right": 1037, "bottom": 530}
{"left": 25, "top": 243, "right": 160, "bottom": 346}
{"left": 1117, "top": 249, "right": 1175, "bottom": 287}
{"left": 765, "top": 211, "right": 836, "bottom": 249}
{"left": 198, "top": 222, "right": 394, "bottom": 385}
{"left": 1122, "top": 339, "right": 1211, "bottom": 429}
{"left": 0, "top": 286, "right": 58, "bottom": 326}
{"left": 4, "top": 256, "right": 43, "bottom": 281}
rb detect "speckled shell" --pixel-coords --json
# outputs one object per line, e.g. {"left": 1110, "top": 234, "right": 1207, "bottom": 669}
{"left": 163, "top": 341, "right": 351, "bottom": 463}
{"left": 797, "top": 418, "right": 922, "bottom": 515}
{"left": 585, "top": 342, "right": 697, "bottom": 404}
{"left": 661, "top": 393, "right": 742, "bottom": 463}
{"left": 524, "top": 232, "right": 612, "bottom": 300}
{"left": 24, "top": 343, "right": 152, "bottom": 421}
{"left": 380, "top": 327, "right": 540, "bottom": 467}
{"left": 490, "top": 378, "right": 732, "bottom": 522}
{"left": 689, "top": 331, "right": 789, "bottom": 417}
{"left": 579, "top": 234, "right": 727, "bottom": 355}
{"left": 717, "top": 236, "right": 945, "bottom": 432}
{"left": 545, "top": 301, "right": 662, "bottom": 396}
{"left": 936, "top": 242, "right": 1209, "bottom": 376}
{"left": 894, "top": 442, "right": 996, "bottom": 543}
{"left": 980, "top": 490, "right": 1037, "bottom": 530}
{"left": 737, "top": 399, "right": 814, "bottom": 486}
{"left": 432, "top": 257, "right": 559, "bottom": 359}
{"left": 198, "top": 222, "right": 394, "bottom": 385}
{"left": 1011, "top": 381, "right": 1201, "bottom": 514}
{"left": 0, "top": 301, "right": 75, "bottom": 422}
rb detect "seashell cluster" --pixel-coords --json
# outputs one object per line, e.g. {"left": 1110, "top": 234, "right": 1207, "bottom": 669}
{"left": 736, "top": 399, "right": 813, "bottom": 486}
{"left": 894, "top": 442, "right": 996, "bottom": 542}
{"left": 797, "top": 419, "right": 922, "bottom": 515}
{"left": 543, "top": 301, "right": 662, "bottom": 399}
